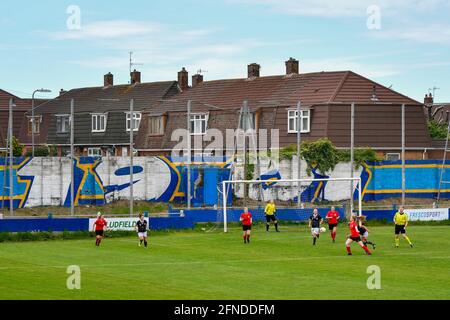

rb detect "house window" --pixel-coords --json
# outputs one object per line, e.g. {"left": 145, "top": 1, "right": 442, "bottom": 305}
{"left": 27, "top": 116, "right": 42, "bottom": 134}
{"left": 190, "top": 114, "right": 208, "bottom": 135}
{"left": 126, "top": 112, "right": 141, "bottom": 132}
{"left": 149, "top": 116, "right": 164, "bottom": 135}
{"left": 386, "top": 153, "right": 401, "bottom": 161}
{"left": 88, "top": 148, "right": 102, "bottom": 157}
{"left": 288, "top": 109, "right": 310, "bottom": 133}
{"left": 92, "top": 113, "right": 107, "bottom": 132}
{"left": 56, "top": 115, "right": 70, "bottom": 133}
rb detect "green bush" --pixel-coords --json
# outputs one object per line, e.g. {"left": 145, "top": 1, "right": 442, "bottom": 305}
{"left": 428, "top": 120, "right": 448, "bottom": 139}
{"left": 279, "top": 139, "right": 381, "bottom": 174}
{"left": 338, "top": 148, "right": 381, "bottom": 168}
{"left": 25, "top": 145, "right": 50, "bottom": 157}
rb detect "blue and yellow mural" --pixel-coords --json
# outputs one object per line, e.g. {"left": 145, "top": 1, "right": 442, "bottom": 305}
{"left": 149, "top": 156, "right": 232, "bottom": 207}
{"left": 359, "top": 160, "right": 450, "bottom": 201}
{"left": 64, "top": 157, "right": 142, "bottom": 207}
{"left": 2, "top": 157, "right": 450, "bottom": 209}
{"left": 0, "top": 157, "right": 34, "bottom": 209}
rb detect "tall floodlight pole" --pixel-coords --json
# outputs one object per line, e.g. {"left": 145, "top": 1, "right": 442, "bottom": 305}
{"left": 9, "top": 99, "right": 14, "bottom": 215}
{"left": 31, "top": 88, "right": 51, "bottom": 157}
{"left": 350, "top": 103, "right": 355, "bottom": 214}
{"left": 296, "top": 101, "right": 302, "bottom": 206}
{"left": 401, "top": 103, "right": 406, "bottom": 206}
{"left": 187, "top": 100, "right": 192, "bottom": 210}
{"left": 130, "top": 99, "right": 134, "bottom": 217}
{"left": 70, "top": 99, "right": 75, "bottom": 216}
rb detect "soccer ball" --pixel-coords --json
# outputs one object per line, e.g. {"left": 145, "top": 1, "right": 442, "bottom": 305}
{"left": 320, "top": 227, "right": 326, "bottom": 233}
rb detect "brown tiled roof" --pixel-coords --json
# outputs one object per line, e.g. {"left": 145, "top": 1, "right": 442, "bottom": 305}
{"left": 0, "top": 89, "right": 34, "bottom": 111}
{"left": 0, "top": 89, "right": 36, "bottom": 147}
{"left": 137, "top": 70, "right": 426, "bottom": 151}
{"left": 145, "top": 71, "right": 420, "bottom": 115}
{"left": 33, "top": 81, "right": 179, "bottom": 115}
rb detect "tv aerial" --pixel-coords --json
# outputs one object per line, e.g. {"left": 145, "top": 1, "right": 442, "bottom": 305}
{"left": 129, "top": 51, "right": 144, "bottom": 80}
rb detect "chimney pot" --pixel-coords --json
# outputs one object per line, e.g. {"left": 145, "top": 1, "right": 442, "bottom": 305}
{"left": 285, "top": 57, "right": 299, "bottom": 75}
{"left": 178, "top": 67, "right": 189, "bottom": 91}
{"left": 424, "top": 93, "right": 434, "bottom": 105}
{"left": 192, "top": 73, "right": 204, "bottom": 87}
{"left": 59, "top": 89, "right": 66, "bottom": 96}
{"left": 247, "top": 63, "right": 260, "bottom": 78}
{"left": 104, "top": 72, "right": 114, "bottom": 86}
{"left": 130, "top": 69, "right": 141, "bottom": 84}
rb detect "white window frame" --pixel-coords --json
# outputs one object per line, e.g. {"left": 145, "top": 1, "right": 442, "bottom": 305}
{"left": 386, "top": 153, "right": 401, "bottom": 161}
{"left": 148, "top": 116, "right": 164, "bottom": 135}
{"left": 190, "top": 113, "right": 209, "bottom": 135}
{"left": 126, "top": 112, "right": 142, "bottom": 132}
{"left": 91, "top": 113, "right": 107, "bottom": 133}
{"left": 28, "top": 115, "right": 42, "bottom": 134}
{"left": 56, "top": 114, "right": 70, "bottom": 133}
{"left": 287, "top": 109, "right": 310, "bottom": 133}
{"left": 88, "top": 147, "right": 102, "bottom": 157}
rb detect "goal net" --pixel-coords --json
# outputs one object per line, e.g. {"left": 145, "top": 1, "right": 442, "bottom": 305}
{"left": 218, "top": 177, "right": 362, "bottom": 232}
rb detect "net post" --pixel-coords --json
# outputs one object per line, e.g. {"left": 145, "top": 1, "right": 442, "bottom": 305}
{"left": 222, "top": 181, "right": 228, "bottom": 233}
{"left": 358, "top": 177, "right": 362, "bottom": 217}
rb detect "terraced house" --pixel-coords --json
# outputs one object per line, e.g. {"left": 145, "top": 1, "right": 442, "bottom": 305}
{"left": 29, "top": 71, "right": 180, "bottom": 156}
{"left": 135, "top": 58, "right": 435, "bottom": 160}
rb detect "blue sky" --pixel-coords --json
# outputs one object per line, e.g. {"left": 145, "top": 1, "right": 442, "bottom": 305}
{"left": 1, "top": 0, "right": 450, "bottom": 102}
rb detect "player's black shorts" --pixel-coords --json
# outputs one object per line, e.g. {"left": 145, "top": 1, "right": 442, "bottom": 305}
{"left": 95, "top": 230, "right": 104, "bottom": 236}
{"left": 242, "top": 225, "right": 252, "bottom": 231}
{"left": 265, "top": 215, "right": 277, "bottom": 223}
{"left": 395, "top": 225, "right": 406, "bottom": 234}
{"left": 328, "top": 223, "right": 337, "bottom": 230}
{"left": 350, "top": 236, "right": 361, "bottom": 242}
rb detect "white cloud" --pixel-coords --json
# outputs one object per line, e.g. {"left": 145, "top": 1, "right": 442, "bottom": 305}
{"left": 372, "top": 24, "right": 450, "bottom": 44}
{"left": 226, "top": 0, "right": 450, "bottom": 17}
{"left": 50, "top": 20, "right": 162, "bottom": 40}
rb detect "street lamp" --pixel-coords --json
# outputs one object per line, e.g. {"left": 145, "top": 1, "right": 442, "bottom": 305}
{"left": 31, "top": 89, "right": 52, "bottom": 157}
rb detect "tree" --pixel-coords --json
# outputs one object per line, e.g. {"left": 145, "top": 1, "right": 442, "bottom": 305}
{"left": 280, "top": 138, "right": 381, "bottom": 176}
{"left": 300, "top": 138, "right": 341, "bottom": 175}
{"left": 12, "top": 136, "right": 24, "bottom": 157}
{"left": 427, "top": 120, "right": 448, "bottom": 139}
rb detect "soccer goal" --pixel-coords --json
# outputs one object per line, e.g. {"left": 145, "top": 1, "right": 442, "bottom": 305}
{"left": 220, "top": 177, "right": 362, "bottom": 233}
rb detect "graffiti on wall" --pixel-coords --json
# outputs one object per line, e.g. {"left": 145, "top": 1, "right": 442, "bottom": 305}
{"left": 0, "top": 157, "right": 34, "bottom": 209}
{"left": 150, "top": 156, "right": 232, "bottom": 207}
{"left": 360, "top": 160, "right": 450, "bottom": 201}
{"left": 259, "top": 160, "right": 450, "bottom": 203}
{"left": 2, "top": 157, "right": 450, "bottom": 209}
{"left": 63, "top": 157, "right": 143, "bottom": 207}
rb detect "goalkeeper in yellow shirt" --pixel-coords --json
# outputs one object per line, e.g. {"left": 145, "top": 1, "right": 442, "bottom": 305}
{"left": 394, "top": 206, "right": 413, "bottom": 248}
{"left": 264, "top": 200, "right": 279, "bottom": 232}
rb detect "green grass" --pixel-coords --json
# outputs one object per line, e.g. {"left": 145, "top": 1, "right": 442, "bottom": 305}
{"left": 0, "top": 225, "right": 449, "bottom": 300}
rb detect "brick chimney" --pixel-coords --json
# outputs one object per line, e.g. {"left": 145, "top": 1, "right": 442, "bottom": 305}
{"left": 424, "top": 93, "right": 434, "bottom": 105}
{"left": 192, "top": 73, "right": 204, "bottom": 87}
{"left": 285, "top": 57, "right": 299, "bottom": 75}
{"left": 247, "top": 63, "right": 260, "bottom": 78}
{"left": 104, "top": 72, "right": 114, "bottom": 86}
{"left": 130, "top": 69, "right": 141, "bottom": 84}
{"left": 178, "top": 67, "right": 189, "bottom": 91}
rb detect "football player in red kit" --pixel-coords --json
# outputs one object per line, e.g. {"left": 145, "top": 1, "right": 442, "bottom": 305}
{"left": 345, "top": 215, "right": 371, "bottom": 255}
{"left": 93, "top": 213, "right": 107, "bottom": 247}
{"left": 325, "top": 206, "right": 340, "bottom": 243}
{"left": 240, "top": 207, "right": 253, "bottom": 244}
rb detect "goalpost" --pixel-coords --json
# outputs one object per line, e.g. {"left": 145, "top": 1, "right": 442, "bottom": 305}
{"left": 221, "top": 177, "right": 362, "bottom": 233}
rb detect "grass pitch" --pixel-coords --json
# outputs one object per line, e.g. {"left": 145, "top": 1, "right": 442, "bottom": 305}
{"left": 0, "top": 225, "right": 449, "bottom": 300}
